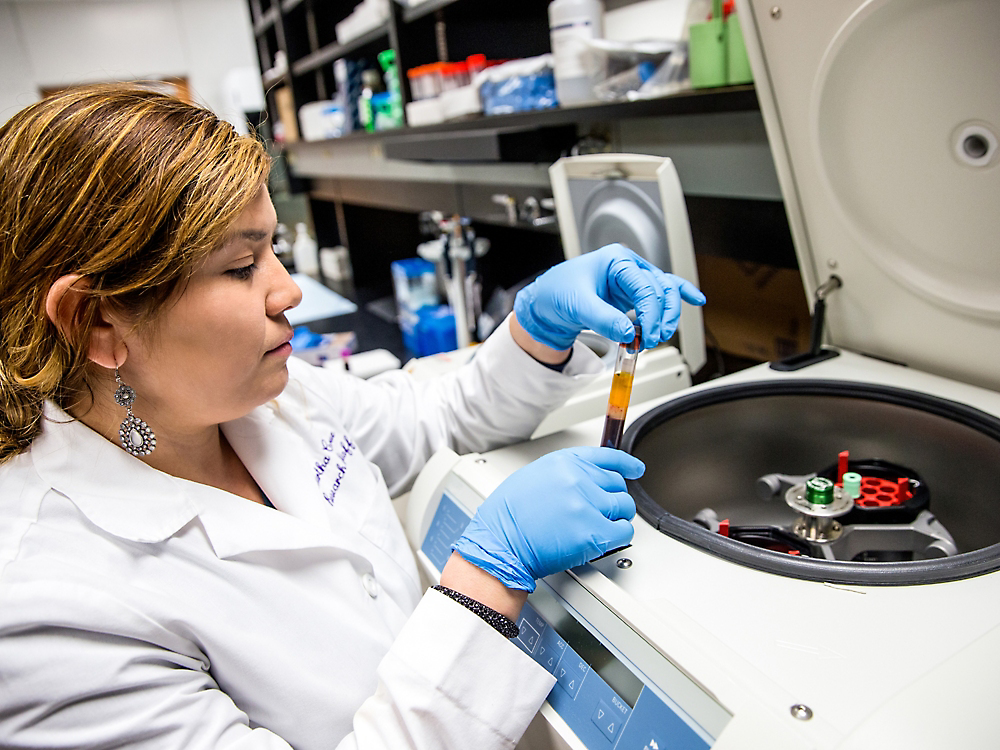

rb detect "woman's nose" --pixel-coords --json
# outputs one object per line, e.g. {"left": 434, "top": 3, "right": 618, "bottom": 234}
{"left": 266, "top": 253, "right": 302, "bottom": 317}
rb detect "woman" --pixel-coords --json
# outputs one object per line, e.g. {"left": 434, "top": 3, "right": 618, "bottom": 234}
{"left": 0, "top": 85, "right": 704, "bottom": 750}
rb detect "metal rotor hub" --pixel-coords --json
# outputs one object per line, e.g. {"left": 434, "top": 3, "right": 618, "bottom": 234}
{"left": 786, "top": 478, "right": 854, "bottom": 542}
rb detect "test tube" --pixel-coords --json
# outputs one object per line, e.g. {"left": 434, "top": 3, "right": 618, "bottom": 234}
{"left": 600, "top": 323, "right": 642, "bottom": 450}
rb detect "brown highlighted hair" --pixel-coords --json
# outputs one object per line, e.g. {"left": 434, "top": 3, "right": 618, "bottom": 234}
{"left": 0, "top": 84, "right": 270, "bottom": 462}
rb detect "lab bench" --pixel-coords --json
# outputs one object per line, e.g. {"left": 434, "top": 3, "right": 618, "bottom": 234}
{"left": 295, "top": 275, "right": 409, "bottom": 364}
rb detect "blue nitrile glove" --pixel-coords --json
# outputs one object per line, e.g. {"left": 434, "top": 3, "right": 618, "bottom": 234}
{"left": 513, "top": 243, "right": 706, "bottom": 351}
{"left": 452, "top": 446, "right": 644, "bottom": 592}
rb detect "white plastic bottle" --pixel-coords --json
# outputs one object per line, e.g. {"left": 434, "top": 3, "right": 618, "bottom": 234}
{"left": 292, "top": 222, "right": 319, "bottom": 277}
{"left": 548, "top": 0, "right": 604, "bottom": 107}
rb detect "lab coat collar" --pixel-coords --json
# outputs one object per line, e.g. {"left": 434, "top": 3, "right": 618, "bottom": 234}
{"left": 31, "top": 402, "right": 197, "bottom": 543}
{"left": 31, "top": 402, "right": 378, "bottom": 564}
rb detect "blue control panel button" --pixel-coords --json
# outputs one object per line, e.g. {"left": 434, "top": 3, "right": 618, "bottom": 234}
{"left": 535, "top": 627, "right": 567, "bottom": 674}
{"left": 517, "top": 618, "right": 542, "bottom": 654}
{"left": 592, "top": 700, "right": 623, "bottom": 741}
{"left": 555, "top": 652, "right": 588, "bottom": 699}
{"left": 515, "top": 605, "right": 547, "bottom": 656}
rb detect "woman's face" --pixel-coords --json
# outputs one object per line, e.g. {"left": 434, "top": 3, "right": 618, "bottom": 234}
{"left": 120, "top": 188, "right": 303, "bottom": 430}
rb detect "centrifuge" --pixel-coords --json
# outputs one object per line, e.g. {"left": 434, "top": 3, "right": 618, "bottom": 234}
{"left": 406, "top": 0, "right": 1000, "bottom": 746}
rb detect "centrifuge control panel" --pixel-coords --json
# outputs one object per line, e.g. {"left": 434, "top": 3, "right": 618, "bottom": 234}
{"left": 420, "top": 489, "right": 725, "bottom": 750}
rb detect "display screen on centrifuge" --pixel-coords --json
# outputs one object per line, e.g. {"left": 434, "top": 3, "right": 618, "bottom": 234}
{"left": 528, "top": 586, "right": 644, "bottom": 708}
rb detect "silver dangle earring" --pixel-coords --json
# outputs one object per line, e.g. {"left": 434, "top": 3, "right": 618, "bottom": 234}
{"left": 114, "top": 369, "right": 156, "bottom": 456}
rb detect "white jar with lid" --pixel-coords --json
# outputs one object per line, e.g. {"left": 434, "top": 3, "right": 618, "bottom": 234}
{"left": 548, "top": 0, "right": 604, "bottom": 107}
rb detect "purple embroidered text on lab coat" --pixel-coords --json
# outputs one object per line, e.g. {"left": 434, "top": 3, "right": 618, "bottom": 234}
{"left": 315, "top": 432, "right": 357, "bottom": 505}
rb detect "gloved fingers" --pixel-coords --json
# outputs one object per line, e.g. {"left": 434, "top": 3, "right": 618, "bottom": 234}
{"left": 645, "top": 274, "right": 674, "bottom": 349}
{"left": 651, "top": 272, "right": 708, "bottom": 345}
{"left": 599, "top": 517, "right": 636, "bottom": 553}
{"left": 582, "top": 465, "right": 629, "bottom": 495}
{"left": 584, "top": 488, "right": 637, "bottom": 522}
{"left": 572, "top": 295, "right": 636, "bottom": 344}
{"left": 597, "top": 243, "right": 660, "bottom": 275}
{"left": 676, "top": 276, "right": 707, "bottom": 306}
{"left": 600, "top": 244, "right": 704, "bottom": 308}
{"left": 654, "top": 272, "right": 683, "bottom": 344}
{"left": 566, "top": 446, "right": 645, "bottom": 480}
{"left": 593, "top": 242, "right": 640, "bottom": 265}
{"left": 608, "top": 259, "right": 670, "bottom": 349}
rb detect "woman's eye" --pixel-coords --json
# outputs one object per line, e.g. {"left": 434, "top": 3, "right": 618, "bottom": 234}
{"left": 226, "top": 263, "right": 257, "bottom": 281}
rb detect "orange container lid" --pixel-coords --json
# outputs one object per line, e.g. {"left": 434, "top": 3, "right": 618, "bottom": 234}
{"left": 441, "top": 61, "right": 470, "bottom": 76}
{"left": 407, "top": 62, "right": 448, "bottom": 79}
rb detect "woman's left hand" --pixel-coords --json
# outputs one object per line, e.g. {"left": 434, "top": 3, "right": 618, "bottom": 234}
{"left": 513, "top": 243, "right": 706, "bottom": 353}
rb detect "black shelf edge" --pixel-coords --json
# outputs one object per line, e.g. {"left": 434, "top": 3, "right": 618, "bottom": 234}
{"left": 402, "top": 0, "right": 460, "bottom": 23}
{"left": 281, "top": 0, "right": 305, "bottom": 10}
{"left": 291, "top": 24, "right": 391, "bottom": 76}
{"left": 287, "top": 85, "right": 758, "bottom": 146}
{"left": 417, "top": 85, "right": 758, "bottom": 134}
{"left": 254, "top": 6, "right": 278, "bottom": 35}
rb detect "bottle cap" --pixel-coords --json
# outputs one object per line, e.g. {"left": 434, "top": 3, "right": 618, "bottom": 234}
{"left": 842, "top": 472, "right": 862, "bottom": 499}
{"left": 626, "top": 322, "right": 642, "bottom": 353}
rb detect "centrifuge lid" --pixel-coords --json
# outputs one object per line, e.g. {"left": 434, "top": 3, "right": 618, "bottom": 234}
{"left": 738, "top": 0, "right": 1000, "bottom": 391}
{"left": 549, "top": 154, "right": 707, "bottom": 375}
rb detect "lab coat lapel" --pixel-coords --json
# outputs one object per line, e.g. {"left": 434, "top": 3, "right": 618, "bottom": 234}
{"left": 222, "top": 404, "right": 330, "bottom": 528}
{"left": 214, "top": 404, "right": 377, "bottom": 562}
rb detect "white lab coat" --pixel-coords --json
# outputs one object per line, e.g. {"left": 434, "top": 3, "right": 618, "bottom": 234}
{"left": 0, "top": 323, "right": 603, "bottom": 750}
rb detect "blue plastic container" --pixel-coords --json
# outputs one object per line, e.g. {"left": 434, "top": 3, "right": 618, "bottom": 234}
{"left": 400, "top": 305, "right": 458, "bottom": 356}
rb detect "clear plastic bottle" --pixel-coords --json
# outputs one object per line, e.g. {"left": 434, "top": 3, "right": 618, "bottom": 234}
{"left": 292, "top": 222, "right": 319, "bottom": 278}
{"left": 548, "top": 0, "right": 604, "bottom": 107}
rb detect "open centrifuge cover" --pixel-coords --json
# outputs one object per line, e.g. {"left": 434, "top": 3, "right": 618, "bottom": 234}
{"left": 549, "top": 154, "right": 707, "bottom": 374}
{"left": 737, "top": 0, "right": 1000, "bottom": 391}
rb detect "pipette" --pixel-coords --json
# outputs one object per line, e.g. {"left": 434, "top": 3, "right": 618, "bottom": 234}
{"left": 600, "top": 322, "right": 642, "bottom": 449}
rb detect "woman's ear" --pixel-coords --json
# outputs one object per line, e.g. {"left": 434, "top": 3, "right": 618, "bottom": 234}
{"left": 45, "top": 275, "right": 127, "bottom": 369}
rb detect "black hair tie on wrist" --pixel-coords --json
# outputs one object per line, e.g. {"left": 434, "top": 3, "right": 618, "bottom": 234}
{"left": 432, "top": 585, "right": 521, "bottom": 639}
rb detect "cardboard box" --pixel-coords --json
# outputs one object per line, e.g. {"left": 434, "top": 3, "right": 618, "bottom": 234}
{"left": 695, "top": 255, "right": 812, "bottom": 362}
{"left": 274, "top": 86, "right": 299, "bottom": 144}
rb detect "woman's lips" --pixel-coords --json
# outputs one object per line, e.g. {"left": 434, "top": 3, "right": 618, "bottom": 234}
{"left": 266, "top": 341, "right": 293, "bottom": 357}
{"left": 265, "top": 331, "right": 294, "bottom": 356}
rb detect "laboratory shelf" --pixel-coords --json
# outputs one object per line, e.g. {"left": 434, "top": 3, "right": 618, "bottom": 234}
{"left": 286, "top": 85, "right": 757, "bottom": 148}
{"left": 254, "top": 6, "right": 278, "bottom": 35}
{"left": 245, "top": 0, "right": 794, "bottom": 377}
{"left": 291, "top": 24, "right": 391, "bottom": 76}
{"left": 401, "top": 85, "right": 756, "bottom": 136}
{"left": 402, "top": 0, "right": 461, "bottom": 23}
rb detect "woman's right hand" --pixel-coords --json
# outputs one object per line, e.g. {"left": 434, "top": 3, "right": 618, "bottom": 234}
{"left": 450, "top": 447, "right": 644, "bottom": 592}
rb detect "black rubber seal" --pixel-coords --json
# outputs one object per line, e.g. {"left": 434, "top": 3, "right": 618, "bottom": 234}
{"left": 621, "top": 379, "right": 1000, "bottom": 586}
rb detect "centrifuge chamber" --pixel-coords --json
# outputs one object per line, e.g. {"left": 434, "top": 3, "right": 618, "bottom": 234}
{"left": 624, "top": 378, "right": 1000, "bottom": 585}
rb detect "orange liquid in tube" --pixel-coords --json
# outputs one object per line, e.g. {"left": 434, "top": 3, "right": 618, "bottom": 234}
{"left": 600, "top": 323, "right": 642, "bottom": 450}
